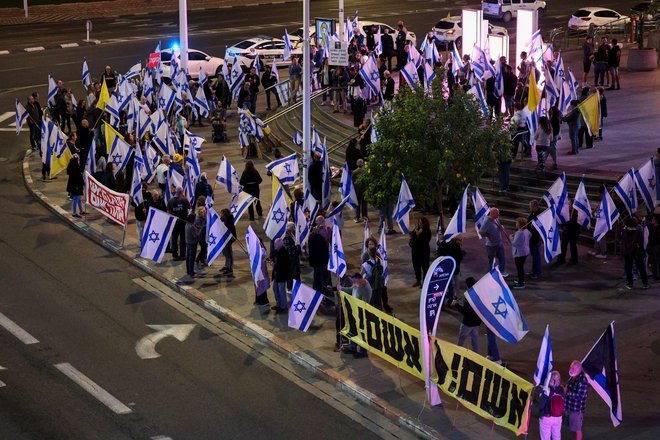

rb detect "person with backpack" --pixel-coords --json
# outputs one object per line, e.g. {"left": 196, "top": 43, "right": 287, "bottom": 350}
{"left": 536, "top": 370, "right": 565, "bottom": 440}
{"left": 361, "top": 238, "right": 388, "bottom": 312}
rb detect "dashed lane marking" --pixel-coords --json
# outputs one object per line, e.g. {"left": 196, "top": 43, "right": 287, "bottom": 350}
{"left": 0, "top": 311, "right": 40, "bottom": 345}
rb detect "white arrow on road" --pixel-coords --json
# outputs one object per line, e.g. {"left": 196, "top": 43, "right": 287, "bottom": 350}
{"left": 135, "top": 324, "right": 196, "bottom": 360}
{"left": 0, "top": 365, "right": 6, "bottom": 387}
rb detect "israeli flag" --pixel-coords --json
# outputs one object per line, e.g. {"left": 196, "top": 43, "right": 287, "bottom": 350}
{"left": 196, "top": 65, "right": 208, "bottom": 89}
{"left": 270, "top": 58, "right": 280, "bottom": 83}
{"left": 194, "top": 87, "right": 210, "bottom": 119}
{"left": 143, "top": 70, "right": 154, "bottom": 104}
{"left": 553, "top": 52, "right": 566, "bottom": 92}
{"left": 527, "top": 30, "right": 544, "bottom": 65}
{"left": 614, "top": 169, "right": 638, "bottom": 216}
{"left": 140, "top": 207, "right": 177, "bottom": 263}
{"left": 574, "top": 179, "right": 592, "bottom": 228}
{"left": 283, "top": 29, "right": 293, "bottom": 61}
{"left": 263, "top": 185, "right": 289, "bottom": 240}
{"left": 138, "top": 108, "right": 152, "bottom": 140}
{"left": 131, "top": 160, "right": 144, "bottom": 206}
{"left": 133, "top": 142, "right": 147, "bottom": 180}
{"left": 229, "top": 191, "right": 256, "bottom": 223}
{"left": 532, "top": 207, "right": 562, "bottom": 263}
{"left": 494, "top": 60, "right": 504, "bottom": 99}
{"left": 216, "top": 155, "right": 241, "bottom": 195}
{"left": 543, "top": 173, "right": 570, "bottom": 224}
{"left": 465, "top": 266, "right": 529, "bottom": 344}
{"left": 184, "top": 130, "right": 205, "bottom": 155}
{"left": 151, "top": 111, "right": 173, "bottom": 156}
{"left": 359, "top": 54, "right": 380, "bottom": 95}
{"left": 362, "top": 220, "right": 371, "bottom": 255}
{"left": 185, "top": 140, "right": 201, "bottom": 181}
{"left": 108, "top": 136, "right": 134, "bottom": 175}
{"left": 327, "top": 217, "right": 347, "bottom": 277}
{"left": 408, "top": 42, "right": 422, "bottom": 69}
{"left": 393, "top": 173, "right": 415, "bottom": 234}
{"left": 468, "top": 82, "right": 489, "bottom": 117}
{"left": 325, "top": 196, "right": 350, "bottom": 222}
{"left": 165, "top": 167, "right": 184, "bottom": 204}
{"left": 401, "top": 62, "right": 420, "bottom": 89}
{"left": 559, "top": 78, "right": 572, "bottom": 115}
{"left": 246, "top": 225, "right": 267, "bottom": 283}
{"left": 157, "top": 84, "right": 176, "bottom": 115}
{"left": 292, "top": 130, "right": 303, "bottom": 146}
{"left": 143, "top": 141, "right": 160, "bottom": 183}
{"left": 339, "top": 163, "right": 359, "bottom": 209}
{"left": 375, "top": 26, "right": 382, "bottom": 55}
{"left": 378, "top": 227, "right": 389, "bottom": 286}
{"left": 567, "top": 68, "right": 579, "bottom": 100}
{"left": 543, "top": 64, "right": 559, "bottom": 106}
{"left": 421, "top": 62, "right": 435, "bottom": 95}
{"left": 344, "top": 17, "right": 353, "bottom": 43}
{"left": 444, "top": 185, "right": 468, "bottom": 241}
{"left": 303, "top": 187, "right": 319, "bottom": 223}
{"left": 15, "top": 99, "right": 29, "bottom": 136}
{"left": 472, "top": 187, "right": 490, "bottom": 239}
{"left": 594, "top": 187, "right": 620, "bottom": 242}
{"left": 47, "top": 74, "right": 58, "bottom": 106}
{"left": 634, "top": 158, "right": 657, "bottom": 211}
{"left": 288, "top": 280, "right": 324, "bottom": 332}
{"left": 85, "top": 133, "right": 97, "bottom": 175}
{"left": 82, "top": 59, "right": 91, "bottom": 90}
{"left": 174, "top": 87, "right": 184, "bottom": 116}
{"left": 533, "top": 325, "right": 553, "bottom": 388}
{"left": 266, "top": 153, "right": 300, "bottom": 185}
{"left": 294, "top": 204, "right": 310, "bottom": 250}
{"left": 470, "top": 45, "right": 487, "bottom": 81}
{"left": 451, "top": 44, "right": 463, "bottom": 76}
{"left": 105, "top": 95, "right": 121, "bottom": 126}
{"left": 124, "top": 62, "right": 142, "bottom": 80}
{"left": 206, "top": 206, "right": 233, "bottom": 266}
{"left": 115, "top": 77, "right": 133, "bottom": 112}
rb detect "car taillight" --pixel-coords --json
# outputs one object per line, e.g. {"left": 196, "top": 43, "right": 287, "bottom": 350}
{"left": 447, "top": 30, "right": 455, "bottom": 34}
{"left": 581, "top": 17, "right": 591, "bottom": 21}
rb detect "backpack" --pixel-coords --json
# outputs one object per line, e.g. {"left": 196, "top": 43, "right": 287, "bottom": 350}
{"left": 366, "top": 259, "right": 385, "bottom": 291}
{"left": 549, "top": 389, "right": 566, "bottom": 417}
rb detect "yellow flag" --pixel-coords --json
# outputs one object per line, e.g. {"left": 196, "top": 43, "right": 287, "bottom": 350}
{"left": 271, "top": 174, "right": 292, "bottom": 208}
{"left": 49, "top": 146, "right": 72, "bottom": 178}
{"left": 96, "top": 78, "right": 110, "bottom": 110}
{"left": 578, "top": 90, "right": 600, "bottom": 136}
{"left": 103, "top": 120, "right": 123, "bottom": 154}
{"left": 527, "top": 69, "right": 541, "bottom": 112}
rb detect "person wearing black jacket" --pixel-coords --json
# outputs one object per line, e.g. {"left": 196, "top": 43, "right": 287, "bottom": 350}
{"left": 132, "top": 182, "right": 153, "bottom": 241}
{"left": 527, "top": 200, "right": 542, "bottom": 279}
{"left": 348, "top": 67, "right": 366, "bottom": 127}
{"left": 219, "top": 208, "right": 237, "bottom": 277}
{"left": 193, "top": 173, "right": 214, "bottom": 209}
{"left": 167, "top": 187, "right": 192, "bottom": 260}
{"left": 345, "top": 138, "right": 362, "bottom": 172}
{"left": 394, "top": 21, "right": 407, "bottom": 71}
{"left": 26, "top": 93, "right": 43, "bottom": 151}
{"left": 307, "top": 152, "right": 324, "bottom": 204}
{"left": 239, "top": 160, "right": 263, "bottom": 220}
{"left": 66, "top": 154, "right": 85, "bottom": 218}
{"left": 245, "top": 66, "right": 260, "bottom": 113}
{"left": 215, "top": 74, "right": 231, "bottom": 109}
{"left": 502, "top": 64, "right": 517, "bottom": 117}
{"left": 382, "top": 70, "right": 395, "bottom": 102}
{"left": 409, "top": 217, "right": 432, "bottom": 287}
{"left": 381, "top": 28, "right": 395, "bottom": 71}
{"left": 557, "top": 201, "right": 580, "bottom": 265}
{"left": 452, "top": 277, "right": 481, "bottom": 353}
{"left": 261, "top": 64, "right": 280, "bottom": 111}
{"left": 308, "top": 225, "right": 330, "bottom": 293}
{"left": 272, "top": 238, "right": 292, "bottom": 313}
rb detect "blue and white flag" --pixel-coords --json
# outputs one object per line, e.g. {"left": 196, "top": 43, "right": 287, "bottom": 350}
{"left": 138, "top": 108, "right": 152, "bottom": 140}
{"left": 303, "top": 187, "right": 319, "bottom": 223}
{"left": 157, "top": 84, "right": 176, "bottom": 115}
{"left": 292, "top": 130, "right": 303, "bottom": 146}
{"left": 543, "top": 63, "right": 559, "bottom": 106}
{"left": 194, "top": 86, "right": 210, "bottom": 118}
{"left": 328, "top": 217, "right": 347, "bottom": 277}
{"left": 140, "top": 207, "right": 176, "bottom": 263}
{"left": 283, "top": 29, "right": 293, "bottom": 61}
{"left": 471, "top": 45, "right": 487, "bottom": 81}
{"left": 582, "top": 322, "right": 623, "bottom": 427}
{"left": 185, "top": 139, "right": 201, "bottom": 181}
{"left": 206, "top": 206, "right": 233, "bottom": 266}
{"left": 574, "top": 179, "right": 592, "bottom": 228}
{"left": 423, "top": 62, "right": 436, "bottom": 93}
{"left": 108, "top": 136, "right": 134, "bottom": 175}
{"left": 216, "top": 155, "right": 240, "bottom": 195}
{"left": 465, "top": 266, "right": 529, "bottom": 344}
{"left": 124, "top": 62, "right": 142, "bottom": 80}
{"left": 559, "top": 77, "right": 572, "bottom": 115}
{"left": 494, "top": 60, "right": 504, "bottom": 99}
{"left": 184, "top": 129, "right": 205, "bottom": 155}
{"left": 105, "top": 95, "right": 121, "bottom": 126}
{"left": 594, "top": 188, "right": 620, "bottom": 242}
{"left": 553, "top": 52, "right": 566, "bottom": 92}
{"left": 472, "top": 186, "right": 490, "bottom": 239}
{"left": 115, "top": 77, "right": 133, "bottom": 111}
{"left": 614, "top": 169, "right": 638, "bottom": 216}
{"left": 252, "top": 54, "right": 261, "bottom": 75}
{"left": 229, "top": 191, "right": 256, "bottom": 223}
{"left": 394, "top": 173, "right": 415, "bottom": 234}
{"left": 527, "top": 30, "right": 544, "bottom": 65}
{"left": 444, "top": 185, "right": 468, "bottom": 241}
{"left": 375, "top": 26, "right": 383, "bottom": 55}
{"left": 325, "top": 196, "right": 350, "bottom": 222}
{"left": 198, "top": 65, "right": 208, "bottom": 89}
{"left": 295, "top": 204, "right": 310, "bottom": 250}
{"left": 271, "top": 58, "right": 280, "bottom": 83}
{"left": 15, "top": 99, "right": 29, "bottom": 136}
{"left": 82, "top": 59, "right": 91, "bottom": 90}
{"left": 533, "top": 325, "right": 553, "bottom": 388}
{"left": 143, "top": 141, "right": 159, "bottom": 183}
{"left": 85, "top": 134, "right": 97, "bottom": 175}
{"left": 288, "top": 280, "right": 324, "bottom": 332}
{"left": 133, "top": 141, "right": 147, "bottom": 180}
{"left": 567, "top": 68, "right": 579, "bottom": 100}
{"left": 468, "top": 82, "right": 489, "bottom": 117}
{"left": 246, "top": 225, "right": 266, "bottom": 287}
{"left": 344, "top": 17, "right": 353, "bottom": 43}
{"left": 543, "top": 172, "right": 570, "bottom": 224}
{"left": 339, "top": 163, "right": 359, "bottom": 208}
{"left": 263, "top": 185, "right": 289, "bottom": 240}
{"left": 401, "top": 62, "right": 421, "bottom": 90}
{"left": 408, "top": 42, "right": 422, "bottom": 69}
{"left": 164, "top": 167, "right": 184, "bottom": 204}
{"left": 151, "top": 110, "right": 173, "bottom": 156}
{"left": 131, "top": 160, "right": 144, "bottom": 206}
{"left": 451, "top": 44, "right": 464, "bottom": 77}
{"left": 362, "top": 220, "right": 371, "bottom": 255}
{"left": 359, "top": 54, "right": 380, "bottom": 95}
{"left": 634, "top": 158, "right": 657, "bottom": 211}
{"left": 532, "top": 207, "right": 561, "bottom": 263}
{"left": 266, "top": 153, "right": 299, "bottom": 185}
{"left": 378, "top": 227, "right": 389, "bottom": 286}
{"left": 47, "top": 74, "right": 58, "bottom": 106}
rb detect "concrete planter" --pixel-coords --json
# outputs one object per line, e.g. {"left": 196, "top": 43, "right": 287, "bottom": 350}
{"left": 627, "top": 47, "right": 658, "bottom": 71}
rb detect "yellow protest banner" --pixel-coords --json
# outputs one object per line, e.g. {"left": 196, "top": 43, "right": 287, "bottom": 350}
{"left": 527, "top": 69, "right": 541, "bottom": 112}
{"left": 340, "top": 292, "right": 533, "bottom": 435}
{"left": 578, "top": 90, "right": 600, "bottom": 136}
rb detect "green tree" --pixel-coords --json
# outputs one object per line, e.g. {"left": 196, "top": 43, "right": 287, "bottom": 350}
{"left": 357, "top": 74, "right": 511, "bottom": 223}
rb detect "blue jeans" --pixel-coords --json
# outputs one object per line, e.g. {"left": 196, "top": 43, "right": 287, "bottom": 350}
{"left": 273, "top": 281, "right": 288, "bottom": 309}
{"left": 458, "top": 324, "right": 480, "bottom": 352}
{"left": 222, "top": 243, "right": 233, "bottom": 270}
{"left": 378, "top": 205, "right": 394, "bottom": 231}
{"left": 594, "top": 63, "right": 606, "bottom": 86}
{"left": 486, "top": 244, "right": 506, "bottom": 273}
{"left": 349, "top": 341, "right": 367, "bottom": 355}
{"left": 569, "top": 129, "right": 579, "bottom": 154}
{"left": 71, "top": 195, "right": 83, "bottom": 214}
{"left": 186, "top": 243, "right": 197, "bottom": 276}
{"left": 487, "top": 328, "right": 500, "bottom": 361}
{"left": 530, "top": 242, "right": 542, "bottom": 276}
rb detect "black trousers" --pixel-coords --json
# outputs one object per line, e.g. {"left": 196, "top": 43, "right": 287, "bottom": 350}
{"left": 578, "top": 126, "right": 593, "bottom": 149}
{"left": 624, "top": 253, "right": 648, "bottom": 287}
{"left": 412, "top": 249, "right": 430, "bottom": 282}
{"left": 171, "top": 220, "right": 186, "bottom": 258}
{"left": 247, "top": 199, "right": 263, "bottom": 220}
{"left": 515, "top": 256, "right": 527, "bottom": 284}
{"left": 559, "top": 232, "right": 578, "bottom": 263}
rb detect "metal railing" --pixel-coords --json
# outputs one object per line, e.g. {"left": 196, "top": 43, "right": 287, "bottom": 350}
{"left": 548, "top": 16, "right": 635, "bottom": 51}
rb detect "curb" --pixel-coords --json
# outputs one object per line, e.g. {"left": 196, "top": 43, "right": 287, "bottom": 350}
{"left": 0, "top": 39, "right": 101, "bottom": 55}
{"left": 21, "top": 149, "right": 441, "bottom": 440}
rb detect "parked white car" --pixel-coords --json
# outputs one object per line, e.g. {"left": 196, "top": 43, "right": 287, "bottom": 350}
{"left": 225, "top": 37, "right": 302, "bottom": 70}
{"left": 482, "top": 0, "right": 547, "bottom": 23}
{"left": 433, "top": 16, "right": 508, "bottom": 49}
{"left": 159, "top": 48, "right": 224, "bottom": 79}
{"left": 290, "top": 20, "right": 417, "bottom": 49}
{"left": 568, "top": 7, "right": 630, "bottom": 30}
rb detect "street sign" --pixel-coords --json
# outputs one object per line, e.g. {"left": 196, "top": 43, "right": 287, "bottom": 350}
{"left": 328, "top": 40, "right": 348, "bottom": 66}
{"left": 148, "top": 52, "right": 161, "bottom": 69}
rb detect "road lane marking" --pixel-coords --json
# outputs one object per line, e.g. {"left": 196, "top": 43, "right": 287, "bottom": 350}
{"left": 0, "top": 365, "right": 5, "bottom": 387}
{"left": 0, "top": 111, "right": 14, "bottom": 123}
{"left": 0, "top": 311, "right": 39, "bottom": 344}
{"left": 54, "top": 363, "right": 133, "bottom": 415}
{"left": 135, "top": 324, "right": 196, "bottom": 360}
{"left": 24, "top": 47, "right": 45, "bottom": 52}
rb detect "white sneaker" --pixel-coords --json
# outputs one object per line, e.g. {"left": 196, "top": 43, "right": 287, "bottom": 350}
{"left": 595, "top": 254, "right": 607, "bottom": 259}
{"left": 587, "top": 250, "right": 596, "bottom": 256}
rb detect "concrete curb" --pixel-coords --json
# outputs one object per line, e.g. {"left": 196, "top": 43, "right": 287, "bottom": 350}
{"left": 21, "top": 149, "right": 441, "bottom": 440}
{"left": 0, "top": 39, "right": 101, "bottom": 55}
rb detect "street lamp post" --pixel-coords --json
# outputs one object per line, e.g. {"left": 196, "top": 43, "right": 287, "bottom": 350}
{"left": 24, "top": 0, "right": 28, "bottom": 18}
{"left": 338, "top": 0, "right": 344, "bottom": 40}
{"left": 179, "top": 0, "right": 189, "bottom": 73}
{"left": 302, "top": 0, "right": 311, "bottom": 193}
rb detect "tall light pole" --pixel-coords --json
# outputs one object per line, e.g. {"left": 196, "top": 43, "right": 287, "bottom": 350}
{"left": 338, "top": 0, "right": 344, "bottom": 40}
{"left": 179, "top": 0, "right": 189, "bottom": 73}
{"left": 302, "top": 0, "right": 311, "bottom": 193}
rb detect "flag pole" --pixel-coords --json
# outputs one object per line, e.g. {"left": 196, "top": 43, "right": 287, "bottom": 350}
{"left": 121, "top": 218, "right": 128, "bottom": 248}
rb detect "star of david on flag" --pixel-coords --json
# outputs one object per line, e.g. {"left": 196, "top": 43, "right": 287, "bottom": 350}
{"left": 140, "top": 207, "right": 177, "bottom": 263}
{"left": 338, "top": 163, "right": 359, "bottom": 209}
{"left": 266, "top": 153, "right": 299, "bottom": 185}
{"left": 465, "top": 266, "right": 528, "bottom": 344}
{"left": 359, "top": 54, "right": 380, "bottom": 95}
{"left": 543, "top": 172, "right": 570, "bottom": 224}
{"left": 378, "top": 227, "right": 389, "bottom": 286}
{"left": 633, "top": 158, "right": 657, "bottom": 211}
{"left": 263, "top": 185, "right": 289, "bottom": 240}
{"left": 393, "top": 173, "right": 415, "bottom": 234}
{"left": 472, "top": 187, "right": 490, "bottom": 239}
{"left": 15, "top": 99, "right": 29, "bottom": 136}
{"left": 82, "top": 59, "right": 91, "bottom": 90}
{"left": 532, "top": 207, "right": 562, "bottom": 263}
{"left": 533, "top": 325, "right": 553, "bottom": 388}
{"left": 216, "top": 155, "right": 241, "bottom": 195}
{"left": 158, "top": 84, "right": 176, "bottom": 115}
{"left": 109, "top": 135, "right": 134, "bottom": 175}
{"left": 327, "top": 217, "right": 347, "bottom": 277}
{"left": 288, "top": 280, "right": 324, "bottom": 332}
{"left": 47, "top": 74, "right": 58, "bottom": 106}
{"left": 594, "top": 187, "right": 620, "bottom": 242}
{"left": 401, "top": 62, "right": 420, "bottom": 90}
{"left": 230, "top": 191, "right": 256, "bottom": 223}
{"left": 574, "top": 179, "right": 592, "bottom": 229}
{"left": 206, "top": 206, "right": 233, "bottom": 266}
{"left": 613, "top": 169, "right": 638, "bottom": 216}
